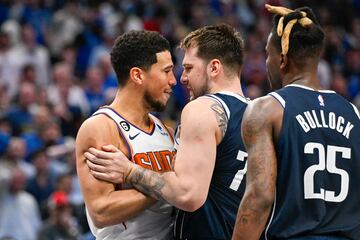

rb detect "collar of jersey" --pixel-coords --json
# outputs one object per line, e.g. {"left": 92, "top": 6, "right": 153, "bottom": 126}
{"left": 286, "top": 84, "right": 336, "bottom": 93}
{"left": 101, "top": 106, "right": 156, "bottom": 135}
{"left": 215, "top": 91, "right": 249, "bottom": 103}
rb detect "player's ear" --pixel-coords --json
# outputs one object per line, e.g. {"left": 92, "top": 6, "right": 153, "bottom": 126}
{"left": 209, "top": 59, "right": 221, "bottom": 77}
{"left": 280, "top": 53, "right": 288, "bottom": 70}
{"left": 129, "top": 67, "right": 144, "bottom": 85}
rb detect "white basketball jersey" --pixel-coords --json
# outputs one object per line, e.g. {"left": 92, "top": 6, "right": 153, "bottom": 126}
{"left": 87, "top": 107, "right": 175, "bottom": 240}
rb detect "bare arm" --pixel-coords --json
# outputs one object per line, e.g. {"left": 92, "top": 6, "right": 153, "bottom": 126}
{"left": 76, "top": 115, "right": 155, "bottom": 228}
{"left": 86, "top": 98, "right": 226, "bottom": 211}
{"left": 232, "top": 96, "right": 281, "bottom": 240}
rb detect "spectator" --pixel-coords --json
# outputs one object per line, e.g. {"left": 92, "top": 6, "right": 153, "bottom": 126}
{"left": 25, "top": 148, "right": 55, "bottom": 219}
{"left": 0, "top": 167, "right": 42, "bottom": 240}
{"left": 38, "top": 191, "right": 80, "bottom": 240}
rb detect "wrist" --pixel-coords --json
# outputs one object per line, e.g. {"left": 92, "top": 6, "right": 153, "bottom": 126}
{"left": 124, "top": 162, "right": 136, "bottom": 183}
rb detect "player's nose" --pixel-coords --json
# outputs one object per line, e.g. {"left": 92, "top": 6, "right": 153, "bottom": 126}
{"left": 180, "top": 73, "right": 188, "bottom": 85}
{"left": 169, "top": 72, "right": 177, "bottom": 86}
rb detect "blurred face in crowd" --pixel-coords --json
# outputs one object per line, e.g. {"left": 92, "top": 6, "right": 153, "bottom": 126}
{"left": 33, "top": 151, "right": 50, "bottom": 174}
{"left": 86, "top": 67, "right": 104, "bottom": 89}
{"left": 0, "top": 32, "right": 9, "bottom": 50}
{"left": 181, "top": 46, "right": 209, "bottom": 100}
{"left": 7, "top": 137, "right": 26, "bottom": 160}
{"left": 9, "top": 168, "right": 26, "bottom": 194}
{"left": 142, "top": 51, "right": 176, "bottom": 112}
{"left": 19, "top": 82, "right": 36, "bottom": 108}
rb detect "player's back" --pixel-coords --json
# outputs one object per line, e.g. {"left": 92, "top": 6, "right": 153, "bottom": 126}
{"left": 174, "top": 92, "right": 248, "bottom": 240}
{"left": 266, "top": 84, "right": 360, "bottom": 239}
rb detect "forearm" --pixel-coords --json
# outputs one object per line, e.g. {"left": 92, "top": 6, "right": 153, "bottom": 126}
{"left": 88, "top": 188, "right": 156, "bottom": 228}
{"left": 128, "top": 164, "right": 199, "bottom": 211}
{"left": 232, "top": 189, "right": 273, "bottom": 240}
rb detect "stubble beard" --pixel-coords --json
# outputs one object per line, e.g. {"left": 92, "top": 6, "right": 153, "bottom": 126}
{"left": 144, "top": 90, "right": 167, "bottom": 112}
{"left": 191, "top": 73, "right": 210, "bottom": 100}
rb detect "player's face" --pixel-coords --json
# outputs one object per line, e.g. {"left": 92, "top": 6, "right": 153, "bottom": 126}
{"left": 143, "top": 50, "right": 176, "bottom": 112}
{"left": 265, "top": 33, "right": 282, "bottom": 90}
{"left": 181, "top": 46, "right": 209, "bottom": 100}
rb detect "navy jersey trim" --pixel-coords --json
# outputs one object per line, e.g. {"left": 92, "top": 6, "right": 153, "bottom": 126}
{"left": 100, "top": 106, "right": 156, "bottom": 136}
{"left": 201, "top": 94, "right": 231, "bottom": 119}
{"left": 286, "top": 84, "right": 336, "bottom": 93}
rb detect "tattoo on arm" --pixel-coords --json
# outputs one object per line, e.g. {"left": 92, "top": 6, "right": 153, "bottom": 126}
{"left": 128, "top": 166, "right": 167, "bottom": 201}
{"left": 233, "top": 101, "right": 277, "bottom": 239}
{"left": 210, "top": 102, "right": 228, "bottom": 138}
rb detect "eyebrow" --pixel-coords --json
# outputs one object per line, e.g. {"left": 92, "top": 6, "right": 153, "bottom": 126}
{"left": 182, "top": 63, "right": 192, "bottom": 67}
{"left": 163, "top": 64, "right": 174, "bottom": 70}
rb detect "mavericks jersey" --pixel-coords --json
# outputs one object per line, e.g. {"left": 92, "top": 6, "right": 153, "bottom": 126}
{"left": 266, "top": 84, "right": 360, "bottom": 239}
{"left": 87, "top": 107, "right": 175, "bottom": 240}
{"left": 174, "top": 92, "right": 249, "bottom": 240}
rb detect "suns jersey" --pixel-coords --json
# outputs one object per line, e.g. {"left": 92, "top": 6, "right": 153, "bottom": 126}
{"left": 265, "top": 84, "right": 360, "bottom": 239}
{"left": 174, "top": 92, "right": 249, "bottom": 240}
{"left": 86, "top": 107, "right": 175, "bottom": 240}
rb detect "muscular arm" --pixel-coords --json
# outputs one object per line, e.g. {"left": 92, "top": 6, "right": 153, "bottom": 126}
{"left": 130, "top": 99, "right": 226, "bottom": 211}
{"left": 76, "top": 115, "right": 155, "bottom": 228}
{"left": 232, "top": 96, "right": 282, "bottom": 240}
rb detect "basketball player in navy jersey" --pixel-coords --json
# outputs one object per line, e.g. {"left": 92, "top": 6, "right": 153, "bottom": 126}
{"left": 232, "top": 5, "right": 360, "bottom": 240}
{"left": 76, "top": 30, "right": 177, "bottom": 239}
{"left": 85, "top": 24, "right": 249, "bottom": 239}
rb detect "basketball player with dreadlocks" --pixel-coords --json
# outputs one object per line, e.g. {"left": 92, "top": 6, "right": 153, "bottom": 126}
{"left": 232, "top": 4, "right": 360, "bottom": 240}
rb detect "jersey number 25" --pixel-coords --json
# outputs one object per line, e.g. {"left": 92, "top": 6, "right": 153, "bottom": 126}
{"left": 304, "top": 142, "right": 351, "bottom": 203}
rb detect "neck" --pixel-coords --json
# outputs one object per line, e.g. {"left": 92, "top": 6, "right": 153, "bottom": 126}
{"left": 109, "top": 88, "right": 152, "bottom": 128}
{"left": 209, "top": 75, "right": 245, "bottom": 97}
{"left": 282, "top": 69, "right": 321, "bottom": 90}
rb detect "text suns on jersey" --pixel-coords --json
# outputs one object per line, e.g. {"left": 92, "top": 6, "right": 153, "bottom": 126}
{"left": 132, "top": 150, "right": 176, "bottom": 172}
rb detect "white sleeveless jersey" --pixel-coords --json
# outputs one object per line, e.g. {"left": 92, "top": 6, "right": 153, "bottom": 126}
{"left": 86, "top": 107, "right": 175, "bottom": 240}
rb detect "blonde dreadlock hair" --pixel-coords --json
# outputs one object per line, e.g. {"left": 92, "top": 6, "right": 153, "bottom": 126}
{"left": 266, "top": 4, "right": 325, "bottom": 60}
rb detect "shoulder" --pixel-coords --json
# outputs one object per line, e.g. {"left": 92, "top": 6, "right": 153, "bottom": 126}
{"left": 242, "top": 95, "right": 283, "bottom": 138}
{"left": 247, "top": 95, "right": 282, "bottom": 115}
{"left": 76, "top": 114, "right": 119, "bottom": 150}
{"left": 181, "top": 97, "right": 224, "bottom": 125}
{"left": 181, "top": 97, "right": 228, "bottom": 143}
{"left": 182, "top": 96, "right": 227, "bottom": 117}
{"left": 77, "top": 115, "right": 111, "bottom": 139}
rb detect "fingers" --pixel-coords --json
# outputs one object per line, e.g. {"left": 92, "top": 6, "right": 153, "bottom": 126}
{"left": 84, "top": 151, "right": 109, "bottom": 165}
{"left": 89, "top": 169, "right": 114, "bottom": 182}
{"left": 88, "top": 147, "right": 114, "bottom": 159}
{"left": 87, "top": 159, "right": 107, "bottom": 173}
{"left": 102, "top": 144, "right": 119, "bottom": 152}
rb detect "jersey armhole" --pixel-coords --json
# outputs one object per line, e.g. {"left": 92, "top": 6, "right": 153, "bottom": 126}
{"left": 268, "top": 92, "right": 286, "bottom": 108}
{"left": 92, "top": 112, "right": 134, "bottom": 160}
{"left": 350, "top": 103, "right": 360, "bottom": 119}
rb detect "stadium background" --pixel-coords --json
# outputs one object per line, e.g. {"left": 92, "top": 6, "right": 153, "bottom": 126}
{"left": 0, "top": 0, "right": 359, "bottom": 239}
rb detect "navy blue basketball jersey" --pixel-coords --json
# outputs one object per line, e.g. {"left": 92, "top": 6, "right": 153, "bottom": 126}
{"left": 174, "top": 92, "right": 248, "bottom": 240}
{"left": 266, "top": 84, "right": 360, "bottom": 239}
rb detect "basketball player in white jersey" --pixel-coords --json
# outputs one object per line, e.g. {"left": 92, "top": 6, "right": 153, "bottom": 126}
{"left": 76, "top": 30, "right": 176, "bottom": 240}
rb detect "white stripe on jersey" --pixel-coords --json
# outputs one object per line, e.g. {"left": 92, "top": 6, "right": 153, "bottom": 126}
{"left": 269, "top": 92, "right": 286, "bottom": 108}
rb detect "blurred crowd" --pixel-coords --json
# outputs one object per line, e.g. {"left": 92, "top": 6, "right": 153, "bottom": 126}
{"left": 0, "top": 0, "right": 359, "bottom": 239}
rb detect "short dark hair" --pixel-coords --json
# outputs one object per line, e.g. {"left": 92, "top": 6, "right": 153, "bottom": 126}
{"left": 110, "top": 30, "right": 170, "bottom": 85}
{"left": 180, "top": 24, "right": 245, "bottom": 74}
{"left": 271, "top": 7, "right": 325, "bottom": 61}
